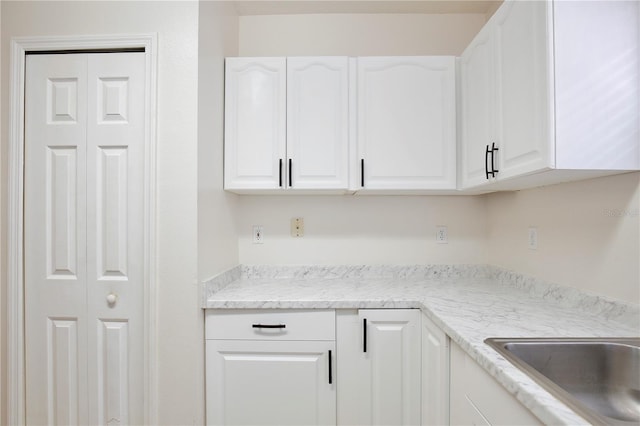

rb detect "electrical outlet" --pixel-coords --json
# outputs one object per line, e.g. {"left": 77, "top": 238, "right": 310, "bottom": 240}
{"left": 436, "top": 226, "right": 448, "bottom": 244}
{"left": 528, "top": 227, "right": 538, "bottom": 250}
{"left": 252, "top": 225, "right": 264, "bottom": 244}
{"left": 291, "top": 217, "right": 304, "bottom": 237}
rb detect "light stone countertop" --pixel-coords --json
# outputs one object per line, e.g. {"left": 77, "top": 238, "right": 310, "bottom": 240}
{"left": 202, "top": 265, "right": 640, "bottom": 426}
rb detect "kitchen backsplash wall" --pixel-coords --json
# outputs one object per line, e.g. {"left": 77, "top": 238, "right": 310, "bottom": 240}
{"left": 237, "top": 195, "right": 489, "bottom": 265}
{"left": 486, "top": 172, "right": 640, "bottom": 304}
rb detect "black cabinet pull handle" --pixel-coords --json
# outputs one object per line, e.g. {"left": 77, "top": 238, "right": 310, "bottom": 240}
{"left": 252, "top": 324, "right": 286, "bottom": 329}
{"left": 361, "top": 159, "right": 365, "bottom": 187}
{"left": 328, "top": 350, "right": 333, "bottom": 384}
{"left": 490, "top": 142, "right": 499, "bottom": 176}
{"left": 485, "top": 143, "right": 500, "bottom": 179}
{"left": 279, "top": 159, "right": 283, "bottom": 187}
{"left": 485, "top": 145, "right": 490, "bottom": 179}
{"left": 288, "top": 158, "right": 292, "bottom": 187}
{"left": 363, "top": 318, "right": 367, "bottom": 353}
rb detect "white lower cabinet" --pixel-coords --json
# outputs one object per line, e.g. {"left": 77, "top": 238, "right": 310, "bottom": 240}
{"left": 450, "top": 342, "right": 541, "bottom": 425}
{"left": 207, "top": 340, "right": 336, "bottom": 425}
{"left": 205, "top": 310, "right": 336, "bottom": 426}
{"left": 421, "top": 313, "right": 450, "bottom": 426}
{"left": 208, "top": 308, "right": 539, "bottom": 426}
{"left": 337, "top": 309, "right": 421, "bottom": 425}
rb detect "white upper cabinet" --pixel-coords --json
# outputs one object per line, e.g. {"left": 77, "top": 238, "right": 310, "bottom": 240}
{"left": 224, "top": 57, "right": 286, "bottom": 191}
{"left": 357, "top": 56, "right": 457, "bottom": 192}
{"left": 460, "top": 23, "right": 496, "bottom": 189}
{"left": 225, "top": 56, "right": 350, "bottom": 193}
{"left": 225, "top": 55, "right": 458, "bottom": 194}
{"left": 287, "top": 57, "right": 350, "bottom": 190}
{"left": 460, "top": 0, "right": 639, "bottom": 190}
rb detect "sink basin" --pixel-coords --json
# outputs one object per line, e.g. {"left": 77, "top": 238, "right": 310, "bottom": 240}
{"left": 485, "top": 337, "right": 640, "bottom": 425}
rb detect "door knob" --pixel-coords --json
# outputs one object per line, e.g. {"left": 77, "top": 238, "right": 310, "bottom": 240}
{"left": 106, "top": 293, "right": 118, "bottom": 305}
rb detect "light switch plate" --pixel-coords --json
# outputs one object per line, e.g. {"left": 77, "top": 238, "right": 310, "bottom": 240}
{"left": 291, "top": 217, "right": 304, "bottom": 237}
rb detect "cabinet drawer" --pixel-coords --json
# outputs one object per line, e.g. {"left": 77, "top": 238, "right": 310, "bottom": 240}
{"left": 206, "top": 309, "right": 335, "bottom": 341}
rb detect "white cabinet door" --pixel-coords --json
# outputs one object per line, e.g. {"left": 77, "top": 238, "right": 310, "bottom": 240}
{"left": 287, "top": 57, "right": 349, "bottom": 190}
{"left": 206, "top": 339, "right": 336, "bottom": 426}
{"left": 449, "top": 342, "right": 541, "bottom": 426}
{"left": 421, "top": 313, "right": 449, "bottom": 426}
{"left": 357, "top": 57, "right": 456, "bottom": 191}
{"left": 493, "top": 0, "right": 551, "bottom": 179}
{"left": 459, "top": 23, "right": 496, "bottom": 188}
{"left": 224, "top": 57, "right": 286, "bottom": 190}
{"left": 337, "top": 309, "right": 421, "bottom": 425}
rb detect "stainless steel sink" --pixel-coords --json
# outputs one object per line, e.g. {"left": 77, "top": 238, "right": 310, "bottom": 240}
{"left": 485, "top": 337, "right": 640, "bottom": 425}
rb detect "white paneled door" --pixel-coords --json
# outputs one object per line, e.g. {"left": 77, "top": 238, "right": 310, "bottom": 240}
{"left": 25, "top": 52, "right": 146, "bottom": 425}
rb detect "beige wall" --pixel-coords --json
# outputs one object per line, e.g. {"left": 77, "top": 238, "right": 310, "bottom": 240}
{"left": 238, "top": 195, "right": 488, "bottom": 265}
{"left": 198, "top": 2, "right": 239, "bottom": 282}
{"left": 486, "top": 172, "right": 640, "bottom": 303}
{"left": 239, "top": 13, "right": 486, "bottom": 56}
{"left": 1, "top": 1, "right": 202, "bottom": 424}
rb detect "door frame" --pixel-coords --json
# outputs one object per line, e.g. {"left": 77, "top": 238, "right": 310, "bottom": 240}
{"left": 7, "top": 34, "right": 158, "bottom": 426}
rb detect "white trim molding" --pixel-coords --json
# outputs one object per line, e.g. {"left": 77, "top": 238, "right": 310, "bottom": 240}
{"left": 7, "top": 34, "right": 158, "bottom": 426}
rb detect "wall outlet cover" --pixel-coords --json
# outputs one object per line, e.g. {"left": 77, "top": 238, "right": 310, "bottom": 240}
{"left": 436, "top": 226, "right": 448, "bottom": 244}
{"left": 253, "top": 225, "right": 264, "bottom": 244}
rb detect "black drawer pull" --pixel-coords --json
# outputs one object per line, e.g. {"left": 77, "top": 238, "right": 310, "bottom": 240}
{"left": 363, "top": 318, "right": 367, "bottom": 353}
{"left": 328, "top": 350, "right": 333, "bottom": 384}
{"left": 252, "top": 324, "right": 286, "bottom": 329}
